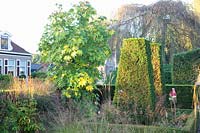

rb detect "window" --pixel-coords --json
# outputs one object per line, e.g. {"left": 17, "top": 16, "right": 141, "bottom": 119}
{"left": 1, "top": 36, "right": 8, "bottom": 49}
{"left": 16, "top": 60, "right": 20, "bottom": 76}
{"left": 8, "top": 60, "right": 14, "bottom": 76}
{"left": 0, "top": 59, "right": 2, "bottom": 74}
{"left": 4, "top": 59, "right": 8, "bottom": 74}
{"left": 4, "top": 59, "right": 15, "bottom": 75}
{"left": 27, "top": 61, "right": 31, "bottom": 76}
{"left": 20, "top": 60, "right": 26, "bottom": 76}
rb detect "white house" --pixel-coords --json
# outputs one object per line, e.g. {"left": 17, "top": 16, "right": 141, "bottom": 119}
{"left": 0, "top": 31, "right": 31, "bottom": 77}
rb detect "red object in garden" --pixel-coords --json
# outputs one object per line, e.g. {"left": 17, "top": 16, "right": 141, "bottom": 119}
{"left": 170, "top": 88, "right": 176, "bottom": 98}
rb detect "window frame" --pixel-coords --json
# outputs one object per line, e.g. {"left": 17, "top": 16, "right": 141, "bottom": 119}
{"left": 1, "top": 35, "right": 8, "bottom": 50}
{"left": 7, "top": 59, "right": 15, "bottom": 76}
{"left": 27, "top": 60, "right": 31, "bottom": 76}
{"left": 0, "top": 59, "right": 2, "bottom": 74}
{"left": 20, "top": 60, "right": 26, "bottom": 76}
{"left": 4, "top": 59, "right": 8, "bottom": 74}
{"left": 16, "top": 59, "right": 20, "bottom": 76}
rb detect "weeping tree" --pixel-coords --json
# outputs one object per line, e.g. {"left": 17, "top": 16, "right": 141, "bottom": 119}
{"left": 110, "top": 0, "right": 200, "bottom": 64}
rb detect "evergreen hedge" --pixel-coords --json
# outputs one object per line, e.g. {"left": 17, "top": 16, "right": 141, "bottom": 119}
{"left": 165, "top": 84, "right": 193, "bottom": 109}
{"left": 172, "top": 49, "right": 200, "bottom": 84}
{"left": 150, "top": 43, "right": 163, "bottom": 96}
{"left": 163, "top": 64, "right": 172, "bottom": 84}
{"left": 113, "top": 38, "right": 156, "bottom": 109}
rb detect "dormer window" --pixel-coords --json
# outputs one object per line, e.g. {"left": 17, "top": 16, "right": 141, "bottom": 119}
{"left": 1, "top": 35, "right": 8, "bottom": 49}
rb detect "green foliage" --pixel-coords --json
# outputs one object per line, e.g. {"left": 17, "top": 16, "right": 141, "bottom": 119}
{"left": 19, "top": 74, "right": 26, "bottom": 79}
{"left": 182, "top": 111, "right": 196, "bottom": 132}
{"left": 32, "top": 54, "right": 41, "bottom": 64}
{"left": 0, "top": 98, "right": 44, "bottom": 132}
{"left": 67, "top": 93, "right": 98, "bottom": 118}
{"left": 104, "top": 69, "right": 117, "bottom": 85}
{"left": 113, "top": 38, "right": 156, "bottom": 110}
{"left": 52, "top": 108, "right": 195, "bottom": 132}
{"left": 172, "top": 49, "right": 200, "bottom": 84}
{"left": 0, "top": 74, "right": 12, "bottom": 89}
{"left": 54, "top": 122, "right": 193, "bottom": 133}
{"left": 165, "top": 84, "right": 193, "bottom": 109}
{"left": 150, "top": 42, "right": 163, "bottom": 96}
{"left": 39, "top": 1, "right": 112, "bottom": 99}
{"left": 31, "top": 72, "right": 47, "bottom": 79}
{"left": 163, "top": 64, "right": 172, "bottom": 84}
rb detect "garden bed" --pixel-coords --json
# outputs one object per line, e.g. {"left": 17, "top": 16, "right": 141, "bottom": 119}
{"left": 53, "top": 109, "right": 196, "bottom": 133}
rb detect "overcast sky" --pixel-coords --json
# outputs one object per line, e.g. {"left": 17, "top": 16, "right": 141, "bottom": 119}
{"left": 0, "top": 0, "right": 191, "bottom": 54}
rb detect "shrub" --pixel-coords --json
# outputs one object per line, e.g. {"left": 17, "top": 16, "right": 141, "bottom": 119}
{"left": 1, "top": 98, "right": 44, "bottom": 132}
{"left": 150, "top": 42, "right": 164, "bottom": 96}
{"left": 165, "top": 84, "right": 193, "bottom": 109}
{"left": 34, "top": 93, "right": 62, "bottom": 129}
{"left": 31, "top": 72, "right": 47, "bottom": 79}
{"left": 182, "top": 111, "right": 196, "bottom": 132}
{"left": 113, "top": 38, "right": 156, "bottom": 110}
{"left": 19, "top": 71, "right": 26, "bottom": 79}
{"left": 172, "top": 48, "right": 200, "bottom": 84}
{"left": 0, "top": 78, "right": 55, "bottom": 132}
{"left": 0, "top": 74, "right": 12, "bottom": 89}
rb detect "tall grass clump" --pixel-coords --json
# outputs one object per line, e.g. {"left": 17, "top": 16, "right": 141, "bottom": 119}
{"left": 0, "top": 77, "right": 55, "bottom": 132}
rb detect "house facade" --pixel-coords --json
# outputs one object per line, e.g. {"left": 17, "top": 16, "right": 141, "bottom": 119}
{"left": 0, "top": 31, "right": 31, "bottom": 77}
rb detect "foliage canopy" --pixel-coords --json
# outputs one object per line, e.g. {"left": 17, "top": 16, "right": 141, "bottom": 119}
{"left": 39, "top": 1, "right": 112, "bottom": 98}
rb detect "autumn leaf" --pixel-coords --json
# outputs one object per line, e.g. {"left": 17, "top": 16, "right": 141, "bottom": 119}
{"left": 86, "top": 85, "right": 93, "bottom": 92}
{"left": 79, "top": 77, "right": 87, "bottom": 87}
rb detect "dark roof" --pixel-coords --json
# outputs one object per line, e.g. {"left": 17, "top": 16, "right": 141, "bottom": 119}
{"left": 11, "top": 41, "right": 30, "bottom": 54}
{"left": 31, "top": 64, "right": 42, "bottom": 70}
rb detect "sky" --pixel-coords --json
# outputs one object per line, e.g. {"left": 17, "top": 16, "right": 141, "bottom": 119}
{"left": 0, "top": 0, "right": 191, "bottom": 54}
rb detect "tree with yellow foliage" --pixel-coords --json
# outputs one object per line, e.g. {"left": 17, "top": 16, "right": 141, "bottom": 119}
{"left": 39, "top": 2, "right": 112, "bottom": 99}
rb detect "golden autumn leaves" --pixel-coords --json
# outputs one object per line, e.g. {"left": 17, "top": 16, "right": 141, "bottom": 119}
{"left": 63, "top": 72, "right": 94, "bottom": 98}
{"left": 39, "top": 1, "right": 112, "bottom": 100}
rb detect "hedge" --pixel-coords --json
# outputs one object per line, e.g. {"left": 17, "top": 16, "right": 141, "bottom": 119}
{"left": 99, "top": 84, "right": 193, "bottom": 109}
{"left": 165, "top": 84, "right": 193, "bottom": 109}
{"left": 172, "top": 48, "right": 200, "bottom": 84}
{"left": 113, "top": 38, "right": 156, "bottom": 109}
{"left": 150, "top": 42, "right": 164, "bottom": 96}
{"left": 163, "top": 64, "right": 172, "bottom": 84}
